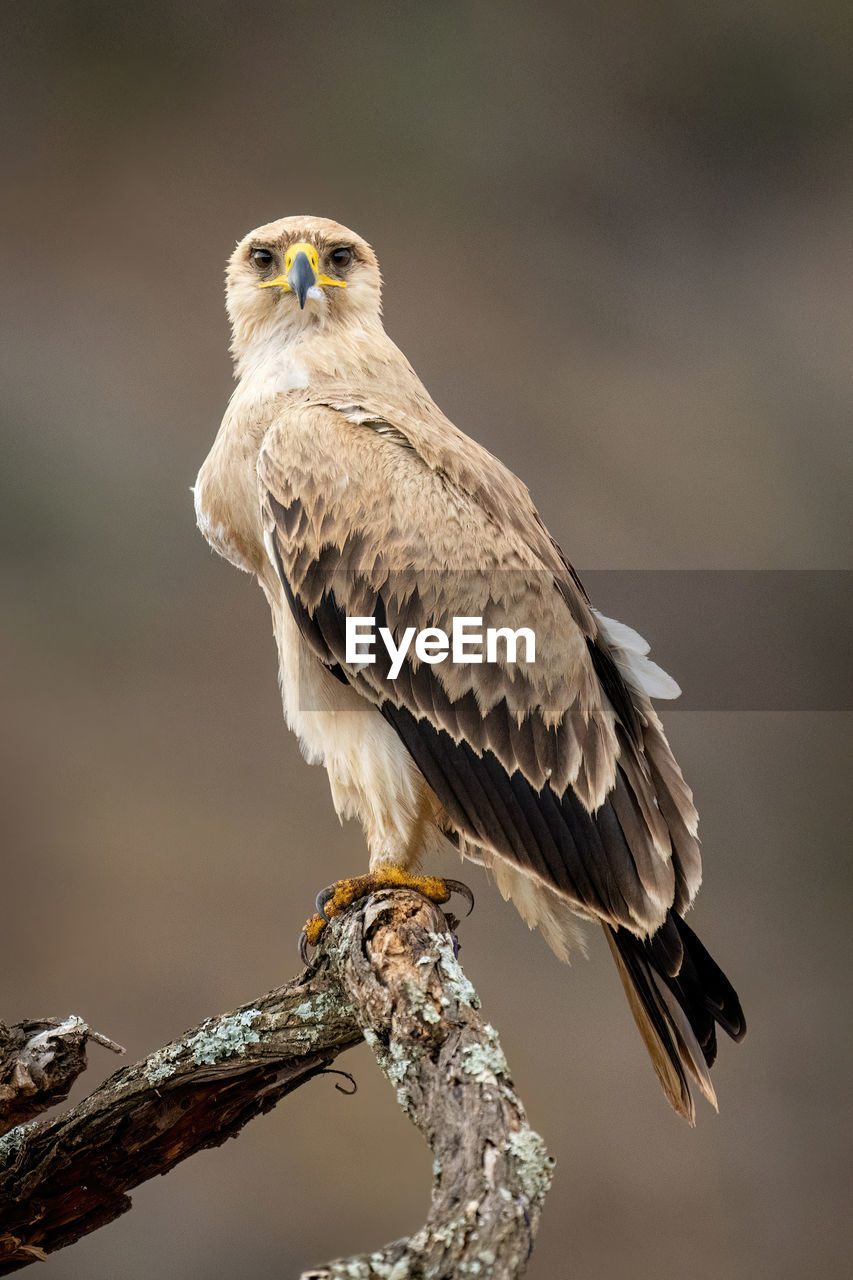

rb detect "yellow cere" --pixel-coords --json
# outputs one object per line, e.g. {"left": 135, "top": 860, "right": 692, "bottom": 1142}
{"left": 285, "top": 241, "right": 319, "bottom": 271}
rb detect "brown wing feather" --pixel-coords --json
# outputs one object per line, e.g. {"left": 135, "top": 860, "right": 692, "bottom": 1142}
{"left": 259, "top": 400, "right": 699, "bottom": 938}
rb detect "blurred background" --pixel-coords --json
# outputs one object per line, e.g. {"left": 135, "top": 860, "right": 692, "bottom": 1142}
{"left": 1, "top": 2, "right": 851, "bottom": 1277}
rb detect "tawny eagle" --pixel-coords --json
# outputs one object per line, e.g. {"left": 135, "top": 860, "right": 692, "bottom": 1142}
{"left": 194, "top": 215, "right": 745, "bottom": 1122}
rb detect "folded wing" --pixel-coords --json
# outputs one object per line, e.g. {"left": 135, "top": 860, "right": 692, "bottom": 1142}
{"left": 258, "top": 400, "right": 701, "bottom": 937}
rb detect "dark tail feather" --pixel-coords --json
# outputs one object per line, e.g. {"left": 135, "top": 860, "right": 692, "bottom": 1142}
{"left": 605, "top": 912, "right": 746, "bottom": 1124}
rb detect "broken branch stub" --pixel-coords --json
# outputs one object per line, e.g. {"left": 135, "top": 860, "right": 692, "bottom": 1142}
{"left": 0, "top": 1018, "right": 117, "bottom": 1138}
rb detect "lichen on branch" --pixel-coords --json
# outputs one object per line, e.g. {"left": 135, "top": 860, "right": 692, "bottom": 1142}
{"left": 1, "top": 890, "right": 551, "bottom": 1280}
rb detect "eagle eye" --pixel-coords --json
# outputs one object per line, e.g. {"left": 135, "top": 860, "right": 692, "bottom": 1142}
{"left": 250, "top": 247, "right": 274, "bottom": 269}
{"left": 329, "top": 246, "right": 353, "bottom": 270}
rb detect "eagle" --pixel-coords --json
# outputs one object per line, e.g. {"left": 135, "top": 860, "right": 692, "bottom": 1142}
{"left": 194, "top": 215, "right": 745, "bottom": 1122}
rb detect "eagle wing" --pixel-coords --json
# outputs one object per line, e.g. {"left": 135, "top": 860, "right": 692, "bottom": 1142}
{"left": 257, "top": 396, "right": 701, "bottom": 938}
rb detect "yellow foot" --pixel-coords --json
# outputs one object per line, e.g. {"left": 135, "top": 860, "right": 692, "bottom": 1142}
{"left": 298, "top": 869, "right": 474, "bottom": 965}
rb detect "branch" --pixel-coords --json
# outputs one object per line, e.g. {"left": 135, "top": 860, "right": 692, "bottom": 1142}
{"left": 0, "top": 951, "right": 359, "bottom": 1271}
{"left": 308, "top": 889, "right": 554, "bottom": 1279}
{"left": 0, "top": 890, "right": 553, "bottom": 1278}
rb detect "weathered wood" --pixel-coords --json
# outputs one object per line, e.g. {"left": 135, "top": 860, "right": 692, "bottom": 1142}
{"left": 305, "top": 889, "right": 554, "bottom": 1280}
{"left": 0, "top": 956, "right": 361, "bottom": 1272}
{"left": 0, "top": 890, "right": 553, "bottom": 1279}
{"left": 0, "top": 1018, "right": 123, "bottom": 1139}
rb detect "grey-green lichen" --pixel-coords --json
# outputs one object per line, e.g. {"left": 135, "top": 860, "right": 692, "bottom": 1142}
{"left": 456, "top": 1252, "right": 497, "bottom": 1278}
{"left": 415, "top": 1208, "right": 501, "bottom": 1273}
{"left": 369, "top": 1255, "right": 410, "bottom": 1280}
{"left": 0, "top": 1120, "right": 36, "bottom": 1167}
{"left": 399, "top": 1220, "right": 500, "bottom": 1276}
{"left": 403, "top": 979, "right": 440, "bottom": 1024}
{"left": 143, "top": 1009, "right": 262, "bottom": 1085}
{"left": 461, "top": 1024, "right": 509, "bottom": 1084}
{"left": 506, "top": 1126, "right": 555, "bottom": 1203}
{"left": 361, "top": 1029, "right": 413, "bottom": 1110}
{"left": 385, "top": 1042, "right": 413, "bottom": 1108}
{"left": 324, "top": 1254, "right": 410, "bottom": 1279}
{"left": 144, "top": 1051, "right": 180, "bottom": 1086}
{"left": 456, "top": 1241, "right": 498, "bottom": 1277}
{"left": 321, "top": 1227, "right": 502, "bottom": 1278}
{"left": 427, "top": 932, "right": 481, "bottom": 1009}
{"left": 186, "top": 1009, "right": 262, "bottom": 1065}
{"left": 293, "top": 991, "right": 356, "bottom": 1023}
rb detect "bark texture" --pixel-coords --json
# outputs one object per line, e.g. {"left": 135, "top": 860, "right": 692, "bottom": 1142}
{"left": 0, "top": 1018, "right": 122, "bottom": 1139}
{"left": 0, "top": 890, "right": 552, "bottom": 1279}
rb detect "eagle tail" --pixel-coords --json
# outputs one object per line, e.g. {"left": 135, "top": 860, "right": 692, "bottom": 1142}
{"left": 604, "top": 912, "right": 746, "bottom": 1123}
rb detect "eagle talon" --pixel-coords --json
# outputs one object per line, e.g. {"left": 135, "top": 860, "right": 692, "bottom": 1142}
{"left": 443, "top": 879, "right": 475, "bottom": 916}
{"left": 315, "top": 886, "right": 336, "bottom": 920}
{"left": 298, "top": 912, "right": 328, "bottom": 965}
{"left": 301, "top": 872, "right": 474, "bottom": 962}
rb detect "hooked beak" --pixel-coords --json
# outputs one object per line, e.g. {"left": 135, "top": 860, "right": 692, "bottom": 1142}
{"left": 287, "top": 249, "right": 315, "bottom": 310}
{"left": 258, "top": 240, "right": 347, "bottom": 307}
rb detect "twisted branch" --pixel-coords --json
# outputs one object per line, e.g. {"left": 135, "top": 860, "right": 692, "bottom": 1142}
{"left": 0, "top": 890, "right": 552, "bottom": 1278}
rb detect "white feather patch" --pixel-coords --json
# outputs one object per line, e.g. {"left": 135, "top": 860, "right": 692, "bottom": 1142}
{"left": 262, "top": 528, "right": 279, "bottom": 574}
{"left": 594, "top": 610, "right": 681, "bottom": 701}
